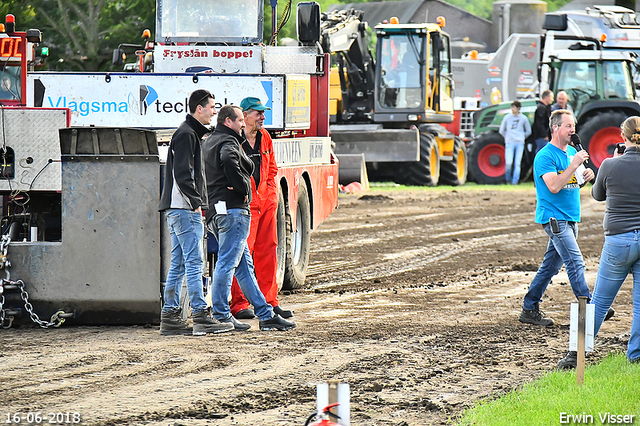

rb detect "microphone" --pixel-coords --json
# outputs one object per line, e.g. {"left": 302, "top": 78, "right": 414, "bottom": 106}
{"left": 570, "top": 133, "right": 589, "bottom": 166}
{"left": 571, "top": 133, "right": 595, "bottom": 185}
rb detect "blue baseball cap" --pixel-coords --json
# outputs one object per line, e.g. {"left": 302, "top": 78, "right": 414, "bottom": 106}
{"left": 240, "top": 97, "right": 271, "bottom": 112}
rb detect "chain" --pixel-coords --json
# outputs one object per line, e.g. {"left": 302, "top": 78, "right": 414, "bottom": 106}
{"left": 0, "top": 234, "right": 11, "bottom": 270}
{"left": 0, "top": 234, "right": 69, "bottom": 329}
{"left": 15, "top": 280, "right": 66, "bottom": 328}
{"left": 0, "top": 287, "right": 6, "bottom": 328}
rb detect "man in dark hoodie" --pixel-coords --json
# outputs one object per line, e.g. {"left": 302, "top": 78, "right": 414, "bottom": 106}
{"left": 533, "top": 90, "right": 554, "bottom": 153}
{"left": 203, "top": 105, "right": 295, "bottom": 332}
{"left": 159, "top": 89, "right": 233, "bottom": 336}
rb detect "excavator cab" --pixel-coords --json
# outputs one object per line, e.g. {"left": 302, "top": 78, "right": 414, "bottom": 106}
{"left": 374, "top": 21, "right": 453, "bottom": 124}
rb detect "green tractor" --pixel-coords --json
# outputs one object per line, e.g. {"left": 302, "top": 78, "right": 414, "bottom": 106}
{"left": 468, "top": 49, "right": 640, "bottom": 184}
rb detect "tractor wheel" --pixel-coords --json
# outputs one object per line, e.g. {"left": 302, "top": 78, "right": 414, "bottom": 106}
{"left": 283, "top": 179, "right": 311, "bottom": 290}
{"left": 578, "top": 111, "right": 627, "bottom": 169}
{"left": 400, "top": 131, "right": 440, "bottom": 186}
{"left": 439, "top": 136, "right": 468, "bottom": 186}
{"left": 275, "top": 187, "right": 287, "bottom": 292}
{"left": 468, "top": 132, "right": 505, "bottom": 184}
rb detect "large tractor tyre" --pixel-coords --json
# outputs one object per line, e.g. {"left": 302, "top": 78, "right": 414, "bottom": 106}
{"left": 283, "top": 179, "right": 311, "bottom": 290}
{"left": 439, "top": 136, "right": 468, "bottom": 186}
{"left": 275, "top": 188, "right": 287, "bottom": 292}
{"left": 400, "top": 132, "right": 440, "bottom": 186}
{"left": 468, "top": 132, "right": 505, "bottom": 185}
{"left": 578, "top": 111, "right": 627, "bottom": 169}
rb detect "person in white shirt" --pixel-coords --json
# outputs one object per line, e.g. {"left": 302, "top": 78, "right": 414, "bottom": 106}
{"left": 499, "top": 100, "right": 532, "bottom": 184}
{"left": 551, "top": 90, "right": 573, "bottom": 113}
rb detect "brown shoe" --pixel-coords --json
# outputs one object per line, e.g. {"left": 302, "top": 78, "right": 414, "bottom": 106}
{"left": 192, "top": 308, "right": 234, "bottom": 335}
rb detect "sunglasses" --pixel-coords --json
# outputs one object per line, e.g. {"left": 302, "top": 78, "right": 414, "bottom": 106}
{"left": 196, "top": 91, "right": 214, "bottom": 106}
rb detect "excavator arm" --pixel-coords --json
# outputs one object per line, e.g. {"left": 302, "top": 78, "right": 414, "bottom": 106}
{"left": 320, "top": 9, "right": 375, "bottom": 122}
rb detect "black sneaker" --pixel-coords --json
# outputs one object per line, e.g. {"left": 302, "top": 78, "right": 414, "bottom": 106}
{"left": 273, "top": 305, "right": 293, "bottom": 319}
{"left": 160, "top": 309, "right": 193, "bottom": 336}
{"left": 605, "top": 307, "right": 615, "bottom": 321}
{"left": 234, "top": 308, "right": 256, "bottom": 319}
{"left": 192, "top": 308, "right": 234, "bottom": 335}
{"left": 557, "top": 351, "right": 578, "bottom": 370}
{"left": 221, "top": 315, "right": 251, "bottom": 331}
{"left": 259, "top": 314, "right": 296, "bottom": 331}
{"left": 519, "top": 304, "right": 554, "bottom": 326}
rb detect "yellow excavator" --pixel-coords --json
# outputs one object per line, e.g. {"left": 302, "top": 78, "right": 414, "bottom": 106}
{"left": 324, "top": 9, "right": 467, "bottom": 186}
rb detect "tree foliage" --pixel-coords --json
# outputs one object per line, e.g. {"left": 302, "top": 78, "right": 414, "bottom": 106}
{"left": 446, "top": 0, "right": 572, "bottom": 20}
{"left": 1, "top": 0, "right": 154, "bottom": 71}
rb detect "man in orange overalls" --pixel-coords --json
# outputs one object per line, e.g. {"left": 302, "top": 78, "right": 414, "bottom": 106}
{"left": 230, "top": 97, "right": 293, "bottom": 320}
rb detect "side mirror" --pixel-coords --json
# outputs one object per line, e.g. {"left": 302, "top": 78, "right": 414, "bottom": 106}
{"left": 432, "top": 33, "right": 445, "bottom": 52}
{"left": 543, "top": 14, "right": 568, "bottom": 31}
{"left": 297, "top": 1, "right": 321, "bottom": 46}
{"left": 112, "top": 48, "right": 124, "bottom": 66}
{"left": 26, "top": 29, "right": 42, "bottom": 43}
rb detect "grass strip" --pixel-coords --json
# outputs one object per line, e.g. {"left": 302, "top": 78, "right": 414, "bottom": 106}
{"left": 457, "top": 352, "right": 640, "bottom": 426}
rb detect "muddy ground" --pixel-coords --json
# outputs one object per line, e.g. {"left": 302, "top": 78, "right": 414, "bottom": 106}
{"left": 1, "top": 186, "right": 634, "bottom": 426}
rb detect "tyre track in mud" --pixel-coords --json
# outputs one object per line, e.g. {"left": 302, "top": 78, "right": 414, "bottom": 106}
{"left": 307, "top": 192, "right": 542, "bottom": 291}
{"left": 1, "top": 187, "right": 631, "bottom": 426}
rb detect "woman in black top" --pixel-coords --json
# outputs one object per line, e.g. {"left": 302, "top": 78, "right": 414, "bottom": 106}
{"left": 570, "top": 116, "right": 640, "bottom": 368}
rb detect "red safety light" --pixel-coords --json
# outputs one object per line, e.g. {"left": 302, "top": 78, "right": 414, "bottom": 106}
{"left": 5, "top": 14, "right": 15, "bottom": 33}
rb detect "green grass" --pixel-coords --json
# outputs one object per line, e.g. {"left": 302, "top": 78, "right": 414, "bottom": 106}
{"left": 363, "top": 182, "right": 536, "bottom": 193}
{"left": 457, "top": 353, "right": 640, "bottom": 426}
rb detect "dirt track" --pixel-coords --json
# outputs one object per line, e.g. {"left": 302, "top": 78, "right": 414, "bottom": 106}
{"left": 1, "top": 186, "right": 634, "bottom": 426}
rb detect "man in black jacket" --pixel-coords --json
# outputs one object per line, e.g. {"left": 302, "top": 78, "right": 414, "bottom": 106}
{"left": 533, "top": 90, "right": 554, "bottom": 153}
{"left": 159, "top": 89, "right": 233, "bottom": 336}
{"left": 203, "top": 105, "right": 295, "bottom": 331}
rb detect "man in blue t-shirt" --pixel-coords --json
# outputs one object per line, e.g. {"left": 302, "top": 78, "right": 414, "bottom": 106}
{"left": 519, "top": 109, "right": 595, "bottom": 326}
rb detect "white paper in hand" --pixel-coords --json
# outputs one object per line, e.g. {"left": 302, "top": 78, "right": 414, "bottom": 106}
{"left": 575, "top": 164, "right": 586, "bottom": 185}
{"left": 215, "top": 200, "right": 227, "bottom": 215}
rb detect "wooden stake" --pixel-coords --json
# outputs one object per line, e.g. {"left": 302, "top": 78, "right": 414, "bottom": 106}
{"left": 328, "top": 380, "right": 340, "bottom": 421}
{"left": 577, "top": 296, "right": 587, "bottom": 385}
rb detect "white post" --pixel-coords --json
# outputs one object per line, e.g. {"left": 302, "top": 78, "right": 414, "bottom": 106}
{"left": 316, "top": 381, "right": 350, "bottom": 425}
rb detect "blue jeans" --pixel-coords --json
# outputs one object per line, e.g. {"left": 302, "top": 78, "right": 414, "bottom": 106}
{"left": 209, "top": 209, "right": 274, "bottom": 321}
{"left": 163, "top": 209, "right": 207, "bottom": 314}
{"left": 592, "top": 231, "right": 640, "bottom": 361}
{"left": 523, "top": 221, "right": 591, "bottom": 310}
{"left": 535, "top": 137, "right": 548, "bottom": 153}
{"left": 504, "top": 142, "right": 524, "bottom": 185}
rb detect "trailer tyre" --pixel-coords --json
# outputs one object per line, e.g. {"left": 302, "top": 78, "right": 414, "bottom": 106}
{"left": 468, "top": 132, "right": 505, "bottom": 184}
{"left": 283, "top": 179, "right": 311, "bottom": 290}
{"left": 401, "top": 132, "right": 440, "bottom": 186}
{"left": 578, "top": 111, "right": 627, "bottom": 169}
{"left": 439, "top": 136, "right": 468, "bottom": 186}
{"left": 276, "top": 188, "right": 287, "bottom": 292}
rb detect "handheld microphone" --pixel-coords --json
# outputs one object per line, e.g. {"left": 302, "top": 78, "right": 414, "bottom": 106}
{"left": 570, "top": 133, "right": 589, "bottom": 166}
{"left": 571, "top": 133, "right": 595, "bottom": 184}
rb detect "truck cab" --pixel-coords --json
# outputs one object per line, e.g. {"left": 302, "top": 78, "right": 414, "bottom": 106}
{"left": 0, "top": 17, "right": 41, "bottom": 106}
